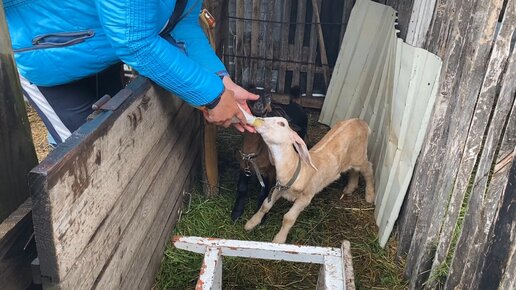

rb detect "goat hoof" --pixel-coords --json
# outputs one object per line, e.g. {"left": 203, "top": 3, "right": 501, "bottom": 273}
{"left": 272, "top": 235, "right": 286, "bottom": 244}
{"left": 244, "top": 220, "right": 255, "bottom": 231}
{"left": 231, "top": 206, "right": 245, "bottom": 222}
{"left": 365, "top": 193, "right": 375, "bottom": 204}
{"left": 231, "top": 199, "right": 246, "bottom": 221}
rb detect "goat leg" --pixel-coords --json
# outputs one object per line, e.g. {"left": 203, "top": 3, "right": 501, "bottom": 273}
{"left": 272, "top": 197, "right": 310, "bottom": 244}
{"left": 341, "top": 169, "right": 359, "bottom": 199}
{"left": 245, "top": 187, "right": 281, "bottom": 231}
{"left": 256, "top": 174, "right": 271, "bottom": 210}
{"left": 360, "top": 161, "right": 375, "bottom": 203}
{"left": 231, "top": 170, "right": 250, "bottom": 221}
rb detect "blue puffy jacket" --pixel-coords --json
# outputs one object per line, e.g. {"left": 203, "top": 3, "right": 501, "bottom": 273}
{"left": 3, "top": 0, "right": 225, "bottom": 106}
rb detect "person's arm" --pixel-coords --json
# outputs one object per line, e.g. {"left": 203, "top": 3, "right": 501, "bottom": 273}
{"left": 94, "top": 0, "right": 223, "bottom": 107}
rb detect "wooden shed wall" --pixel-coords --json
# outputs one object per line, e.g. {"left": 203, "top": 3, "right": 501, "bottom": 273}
{"left": 29, "top": 77, "right": 201, "bottom": 289}
{"left": 395, "top": 0, "right": 515, "bottom": 288}
{"left": 219, "top": 0, "right": 414, "bottom": 98}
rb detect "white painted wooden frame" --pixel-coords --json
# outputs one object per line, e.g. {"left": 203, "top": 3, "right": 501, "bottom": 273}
{"left": 173, "top": 236, "right": 355, "bottom": 290}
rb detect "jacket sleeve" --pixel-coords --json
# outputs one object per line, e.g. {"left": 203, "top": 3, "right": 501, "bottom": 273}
{"left": 94, "top": 0, "right": 223, "bottom": 106}
{"left": 172, "top": 0, "right": 228, "bottom": 75}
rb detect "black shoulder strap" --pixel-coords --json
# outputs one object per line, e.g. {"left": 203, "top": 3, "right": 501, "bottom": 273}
{"left": 159, "top": 0, "right": 188, "bottom": 37}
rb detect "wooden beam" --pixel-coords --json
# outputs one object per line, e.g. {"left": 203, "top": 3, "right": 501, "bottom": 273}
{"left": 0, "top": 1, "right": 38, "bottom": 224}
{"left": 271, "top": 93, "right": 323, "bottom": 109}
{"left": 0, "top": 4, "right": 38, "bottom": 288}
{"left": 0, "top": 199, "right": 35, "bottom": 290}
{"left": 200, "top": 8, "right": 220, "bottom": 197}
{"left": 278, "top": 0, "right": 292, "bottom": 93}
{"left": 311, "top": 0, "right": 330, "bottom": 88}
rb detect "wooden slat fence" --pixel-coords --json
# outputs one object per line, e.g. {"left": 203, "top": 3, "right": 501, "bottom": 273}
{"left": 224, "top": 0, "right": 357, "bottom": 97}
{"left": 395, "top": 0, "right": 516, "bottom": 288}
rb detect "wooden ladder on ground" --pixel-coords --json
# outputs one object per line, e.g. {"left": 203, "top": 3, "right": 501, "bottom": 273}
{"left": 173, "top": 236, "right": 356, "bottom": 290}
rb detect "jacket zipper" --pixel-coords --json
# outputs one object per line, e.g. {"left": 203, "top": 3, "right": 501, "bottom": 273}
{"left": 14, "top": 30, "right": 95, "bottom": 53}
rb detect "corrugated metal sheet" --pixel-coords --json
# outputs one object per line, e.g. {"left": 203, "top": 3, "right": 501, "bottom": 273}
{"left": 319, "top": 0, "right": 442, "bottom": 247}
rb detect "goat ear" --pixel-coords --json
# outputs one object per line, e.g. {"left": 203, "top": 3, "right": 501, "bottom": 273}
{"left": 290, "top": 130, "right": 317, "bottom": 170}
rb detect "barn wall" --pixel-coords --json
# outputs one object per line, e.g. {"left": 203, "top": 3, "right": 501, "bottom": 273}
{"left": 29, "top": 77, "right": 202, "bottom": 289}
{"left": 223, "top": 0, "right": 354, "bottom": 96}
{"left": 396, "top": 0, "right": 515, "bottom": 288}
{"left": 219, "top": 0, "right": 415, "bottom": 98}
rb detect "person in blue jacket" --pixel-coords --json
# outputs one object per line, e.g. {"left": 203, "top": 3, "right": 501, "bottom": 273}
{"left": 4, "top": 0, "right": 258, "bottom": 145}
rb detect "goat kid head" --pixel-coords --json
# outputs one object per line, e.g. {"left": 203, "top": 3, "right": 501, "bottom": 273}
{"left": 247, "top": 87, "right": 272, "bottom": 117}
{"left": 255, "top": 117, "right": 317, "bottom": 170}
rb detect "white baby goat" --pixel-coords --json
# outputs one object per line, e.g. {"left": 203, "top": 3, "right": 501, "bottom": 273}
{"left": 244, "top": 117, "right": 375, "bottom": 243}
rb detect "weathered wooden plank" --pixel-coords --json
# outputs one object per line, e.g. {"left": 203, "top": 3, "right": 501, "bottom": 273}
{"left": 305, "top": 0, "right": 320, "bottom": 97}
{"left": 55, "top": 102, "right": 195, "bottom": 289}
{"left": 271, "top": 92, "right": 323, "bottom": 109}
{"left": 0, "top": 2, "right": 38, "bottom": 224}
{"left": 292, "top": 0, "right": 307, "bottom": 87}
{"left": 311, "top": 0, "right": 330, "bottom": 88}
{"left": 498, "top": 223, "right": 516, "bottom": 290}
{"left": 424, "top": 0, "right": 456, "bottom": 56}
{"left": 476, "top": 153, "right": 515, "bottom": 290}
{"left": 95, "top": 128, "right": 201, "bottom": 290}
{"left": 235, "top": 0, "right": 245, "bottom": 84}
{"left": 428, "top": 2, "right": 515, "bottom": 286}
{"left": 29, "top": 78, "right": 183, "bottom": 285}
{"left": 0, "top": 199, "right": 34, "bottom": 290}
{"left": 402, "top": 0, "right": 501, "bottom": 284}
{"left": 134, "top": 157, "right": 198, "bottom": 290}
{"left": 445, "top": 45, "right": 516, "bottom": 289}
{"left": 341, "top": 241, "right": 356, "bottom": 290}
{"left": 264, "top": 0, "right": 276, "bottom": 90}
{"left": 226, "top": 0, "right": 236, "bottom": 77}
{"left": 203, "top": 0, "right": 228, "bottom": 57}
{"left": 250, "top": 0, "right": 260, "bottom": 85}
{"left": 278, "top": 0, "right": 292, "bottom": 93}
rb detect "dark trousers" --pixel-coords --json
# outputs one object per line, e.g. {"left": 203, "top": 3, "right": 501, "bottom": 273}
{"left": 21, "top": 63, "right": 124, "bottom": 144}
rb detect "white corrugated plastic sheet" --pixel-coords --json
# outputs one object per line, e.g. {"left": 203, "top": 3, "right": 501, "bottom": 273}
{"left": 319, "top": 0, "right": 442, "bottom": 247}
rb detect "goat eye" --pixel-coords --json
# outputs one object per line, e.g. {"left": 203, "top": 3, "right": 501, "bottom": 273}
{"left": 278, "top": 121, "right": 286, "bottom": 127}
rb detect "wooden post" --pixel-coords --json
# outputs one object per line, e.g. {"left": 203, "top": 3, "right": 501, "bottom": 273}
{"left": 0, "top": 3, "right": 39, "bottom": 289}
{"left": 200, "top": 6, "right": 220, "bottom": 196}
{"left": 0, "top": 2, "right": 38, "bottom": 225}
{"left": 311, "top": 0, "right": 330, "bottom": 88}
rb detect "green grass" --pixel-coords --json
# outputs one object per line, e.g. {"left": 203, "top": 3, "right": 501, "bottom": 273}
{"left": 155, "top": 111, "right": 407, "bottom": 289}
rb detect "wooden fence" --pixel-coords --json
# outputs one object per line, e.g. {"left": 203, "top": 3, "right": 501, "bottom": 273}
{"left": 29, "top": 77, "right": 201, "bottom": 289}
{"left": 396, "top": 0, "right": 515, "bottom": 289}
{"left": 219, "top": 0, "right": 414, "bottom": 98}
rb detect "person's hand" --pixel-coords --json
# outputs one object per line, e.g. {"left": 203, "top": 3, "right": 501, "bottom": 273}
{"left": 222, "top": 77, "right": 259, "bottom": 132}
{"left": 203, "top": 88, "right": 248, "bottom": 130}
